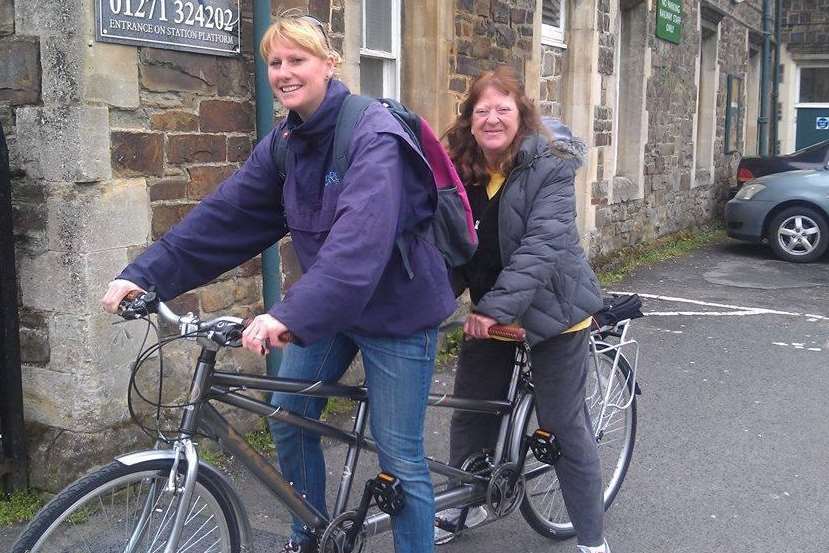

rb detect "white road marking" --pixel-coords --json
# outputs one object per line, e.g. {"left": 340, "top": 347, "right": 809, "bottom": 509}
{"left": 608, "top": 291, "right": 829, "bottom": 321}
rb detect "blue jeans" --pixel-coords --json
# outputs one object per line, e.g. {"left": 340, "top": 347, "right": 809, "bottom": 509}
{"left": 267, "top": 329, "right": 438, "bottom": 553}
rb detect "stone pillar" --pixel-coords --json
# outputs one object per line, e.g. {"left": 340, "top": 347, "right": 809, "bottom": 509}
{"left": 8, "top": 0, "right": 152, "bottom": 490}
{"left": 7, "top": 0, "right": 268, "bottom": 490}
{"left": 561, "top": 0, "right": 601, "bottom": 243}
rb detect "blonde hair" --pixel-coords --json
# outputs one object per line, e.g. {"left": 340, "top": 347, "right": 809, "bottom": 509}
{"left": 259, "top": 10, "right": 342, "bottom": 67}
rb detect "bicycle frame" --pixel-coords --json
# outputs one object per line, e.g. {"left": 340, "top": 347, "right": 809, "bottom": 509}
{"left": 149, "top": 339, "right": 534, "bottom": 549}
{"left": 124, "top": 313, "right": 638, "bottom": 553}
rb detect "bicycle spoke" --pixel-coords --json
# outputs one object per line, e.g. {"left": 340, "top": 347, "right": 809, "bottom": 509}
{"left": 147, "top": 489, "right": 179, "bottom": 552}
{"left": 177, "top": 517, "right": 219, "bottom": 553}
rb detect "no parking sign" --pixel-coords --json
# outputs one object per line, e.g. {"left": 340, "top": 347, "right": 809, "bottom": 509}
{"left": 817, "top": 117, "right": 829, "bottom": 130}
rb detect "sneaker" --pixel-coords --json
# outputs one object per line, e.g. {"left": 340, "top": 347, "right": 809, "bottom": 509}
{"left": 434, "top": 506, "right": 488, "bottom": 545}
{"left": 279, "top": 538, "right": 317, "bottom": 553}
{"left": 577, "top": 539, "right": 611, "bottom": 553}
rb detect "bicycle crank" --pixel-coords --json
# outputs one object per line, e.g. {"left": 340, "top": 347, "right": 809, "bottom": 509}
{"left": 485, "top": 463, "right": 525, "bottom": 518}
{"left": 318, "top": 511, "right": 366, "bottom": 553}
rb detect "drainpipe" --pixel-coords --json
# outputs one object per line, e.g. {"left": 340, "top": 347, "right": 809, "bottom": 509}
{"left": 0, "top": 122, "right": 28, "bottom": 492}
{"left": 758, "top": 0, "right": 773, "bottom": 157}
{"left": 253, "top": 1, "right": 281, "bottom": 372}
{"left": 771, "top": 0, "right": 782, "bottom": 155}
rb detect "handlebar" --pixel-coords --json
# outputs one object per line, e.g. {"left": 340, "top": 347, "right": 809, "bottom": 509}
{"left": 119, "top": 291, "right": 247, "bottom": 347}
{"left": 118, "top": 291, "right": 295, "bottom": 348}
{"left": 119, "top": 291, "right": 527, "bottom": 347}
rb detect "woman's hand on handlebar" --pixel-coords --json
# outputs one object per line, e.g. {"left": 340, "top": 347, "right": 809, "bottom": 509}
{"left": 101, "top": 279, "right": 145, "bottom": 314}
{"left": 242, "top": 314, "right": 292, "bottom": 355}
{"left": 464, "top": 312, "right": 498, "bottom": 340}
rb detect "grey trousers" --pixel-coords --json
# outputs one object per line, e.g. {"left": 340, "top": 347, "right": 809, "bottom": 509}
{"left": 448, "top": 329, "right": 604, "bottom": 547}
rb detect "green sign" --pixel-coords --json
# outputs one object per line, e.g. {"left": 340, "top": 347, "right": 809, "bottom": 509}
{"left": 656, "top": 0, "right": 682, "bottom": 44}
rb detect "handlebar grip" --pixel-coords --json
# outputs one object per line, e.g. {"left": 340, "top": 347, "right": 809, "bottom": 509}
{"left": 487, "top": 325, "right": 526, "bottom": 342}
{"left": 123, "top": 290, "right": 143, "bottom": 302}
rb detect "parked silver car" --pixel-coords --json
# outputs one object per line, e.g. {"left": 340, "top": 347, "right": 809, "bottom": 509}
{"left": 725, "top": 163, "right": 829, "bottom": 262}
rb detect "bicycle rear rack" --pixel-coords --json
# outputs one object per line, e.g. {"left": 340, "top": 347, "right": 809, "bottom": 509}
{"left": 589, "top": 319, "right": 639, "bottom": 413}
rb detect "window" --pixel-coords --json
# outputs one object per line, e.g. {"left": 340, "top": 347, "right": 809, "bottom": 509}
{"left": 695, "top": 22, "right": 719, "bottom": 182}
{"left": 798, "top": 67, "right": 829, "bottom": 104}
{"left": 360, "top": 0, "right": 400, "bottom": 99}
{"left": 613, "top": 0, "right": 648, "bottom": 194}
{"left": 724, "top": 75, "right": 743, "bottom": 154}
{"left": 541, "top": 0, "right": 566, "bottom": 47}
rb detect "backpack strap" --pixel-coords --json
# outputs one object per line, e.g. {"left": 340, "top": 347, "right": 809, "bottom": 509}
{"left": 332, "top": 94, "right": 375, "bottom": 178}
{"left": 274, "top": 125, "right": 291, "bottom": 182}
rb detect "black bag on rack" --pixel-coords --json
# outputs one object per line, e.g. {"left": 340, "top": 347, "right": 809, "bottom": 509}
{"left": 593, "top": 294, "right": 644, "bottom": 328}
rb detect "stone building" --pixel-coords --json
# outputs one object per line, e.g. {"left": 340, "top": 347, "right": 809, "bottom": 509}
{"left": 777, "top": 0, "right": 829, "bottom": 153}
{"left": 1, "top": 0, "right": 775, "bottom": 487}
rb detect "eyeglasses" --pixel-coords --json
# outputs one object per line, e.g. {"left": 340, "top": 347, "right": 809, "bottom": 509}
{"left": 472, "top": 106, "right": 515, "bottom": 120}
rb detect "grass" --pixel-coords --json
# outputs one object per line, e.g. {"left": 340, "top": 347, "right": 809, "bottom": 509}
{"left": 321, "top": 397, "right": 356, "bottom": 421}
{"left": 199, "top": 444, "right": 232, "bottom": 470}
{"left": 436, "top": 327, "right": 464, "bottom": 369}
{"left": 593, "top": 224, "right": 726, "bottom": 287}
{"left": 0, "top": 489, "right": 44, "bottom": 526}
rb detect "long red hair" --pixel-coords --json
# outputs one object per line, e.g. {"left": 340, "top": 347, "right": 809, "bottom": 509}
{"left": 444, "top": 66, "right": 541, "bottom": 187}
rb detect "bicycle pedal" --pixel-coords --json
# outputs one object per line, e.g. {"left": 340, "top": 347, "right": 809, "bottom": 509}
{"left": 529, "top": 429, "right": 562, "bottom": 465}
{"left": 368, "top": 472, "right": 405, "bottom": 515}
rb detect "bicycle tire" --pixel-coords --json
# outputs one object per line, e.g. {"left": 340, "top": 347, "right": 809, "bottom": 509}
{"left": 11, "top": 458, "right": 242, "bottom": 553}
{"left": 515, "top": 347, "right": 637, "bottom": 540}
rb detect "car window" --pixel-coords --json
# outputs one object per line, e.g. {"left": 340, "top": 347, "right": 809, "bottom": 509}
{"left": 789, "top": 140, "right": 829, "bottom": 163}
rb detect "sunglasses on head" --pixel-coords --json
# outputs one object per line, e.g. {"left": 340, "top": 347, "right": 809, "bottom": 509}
{"left": 296, "top": 14, "right": 331, "bottom": 50}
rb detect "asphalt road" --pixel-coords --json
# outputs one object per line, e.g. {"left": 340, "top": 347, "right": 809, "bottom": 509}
{"left": 3, "top": 238, "right": 828, "bottom": 553}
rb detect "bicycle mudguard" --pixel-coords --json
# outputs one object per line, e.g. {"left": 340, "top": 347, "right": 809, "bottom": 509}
{"left": 116, "top": 449, "right": 254, "bottom": 553}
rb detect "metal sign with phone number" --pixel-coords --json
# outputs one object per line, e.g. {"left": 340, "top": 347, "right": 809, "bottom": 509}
{"left": 96, "top": 0, "right": 241, "bottom": 56}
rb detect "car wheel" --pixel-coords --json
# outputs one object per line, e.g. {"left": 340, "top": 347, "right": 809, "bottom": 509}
{"left": 768, "top": 206, "right": 829, "bottom": 263}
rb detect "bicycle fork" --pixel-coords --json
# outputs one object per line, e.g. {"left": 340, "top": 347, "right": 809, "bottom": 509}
{"left": 126, "top": 347, "right": 216, "bottom": 553}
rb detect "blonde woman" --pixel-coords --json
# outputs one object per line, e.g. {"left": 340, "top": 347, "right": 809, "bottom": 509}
{"left": 102, "top": 13, "right": 454, "bottom": 553}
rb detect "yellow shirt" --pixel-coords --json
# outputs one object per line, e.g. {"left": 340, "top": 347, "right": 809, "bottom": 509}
{"left": 562, "top": 317, "right": 592, "bottom": 333}
{"left": 486, "top": 171, "right": 506, "bottom": 199}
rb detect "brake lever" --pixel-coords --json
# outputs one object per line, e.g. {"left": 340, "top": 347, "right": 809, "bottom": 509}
{"left": 118, "top": 290, "right": 159, "bottom": 320}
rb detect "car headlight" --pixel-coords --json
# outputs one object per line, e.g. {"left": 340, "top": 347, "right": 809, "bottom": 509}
{"left": 735, "top": 183, "right": 766, "bottom": 200}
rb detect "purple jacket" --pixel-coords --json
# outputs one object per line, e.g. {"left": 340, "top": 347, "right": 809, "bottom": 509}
{"left": 120, "top": 80, "right": 456, "bottom": 344}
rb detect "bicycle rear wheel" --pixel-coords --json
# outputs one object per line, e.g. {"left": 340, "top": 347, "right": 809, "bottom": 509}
{"left": 11, "top": 458, "right": 241, "bottom": 553}
{"left": 516, "top": 347, "right": 637, "bottom": 539}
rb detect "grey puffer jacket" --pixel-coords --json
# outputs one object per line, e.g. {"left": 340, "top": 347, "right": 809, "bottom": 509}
{"left": 473, "top": 132, "right": 603, "bottom": 346}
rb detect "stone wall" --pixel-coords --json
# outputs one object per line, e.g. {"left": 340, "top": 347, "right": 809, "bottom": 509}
{"left": 448, "top": 0, "right": 535, "bottom": 108}
{"left": 1, "top": 0, "right": 295, "bottom": 490}
{"left": 781, "top": 0, "right": 829, "bottom": 56}
{"left": 538, "top": 43, "right": 567, "bottom": 118}
{"left": 589, "top": 0, "right": 765, "bottom": 257}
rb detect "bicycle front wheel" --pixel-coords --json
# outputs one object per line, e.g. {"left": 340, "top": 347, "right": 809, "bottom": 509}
{"left": 516, "top": 347, "right": 637, "bottom": 540}
{"left": 12, "top": 458, "right": 241, "bottom": 553}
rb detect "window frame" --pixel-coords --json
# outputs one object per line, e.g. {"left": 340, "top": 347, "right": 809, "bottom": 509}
{"left": 540, "top": 0, "right": 567, "bottom": 49}
{"left": 795, "top": 63, "right": 829, "bottom": 108}
{"left": 360, "top": 0, "right": 401, "bottom": 99}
